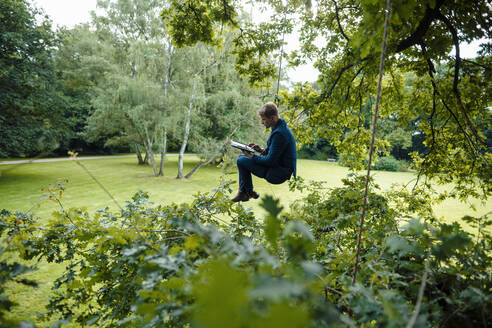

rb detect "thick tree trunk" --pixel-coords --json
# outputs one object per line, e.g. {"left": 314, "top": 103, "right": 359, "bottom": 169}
{"left": 143, "top": 151, "right": 150, "bottom": 165}
{"left": 135, "top": 144, "right": 145, "bottom": 165}
{"left": 177, "top": 78, "right": 196, "bottom": 179}
{"left": 144, "top": 125, "right": 158, "bottom": 176}
{"left": 158, "top": 127, "right": 167, "bottom": 176}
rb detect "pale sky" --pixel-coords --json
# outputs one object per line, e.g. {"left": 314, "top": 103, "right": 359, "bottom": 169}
{"left": 32, "top": 0, "right": 318, "bottom": 83}
{"left": 33, "top": 0, "right": 484, "bottom": 84}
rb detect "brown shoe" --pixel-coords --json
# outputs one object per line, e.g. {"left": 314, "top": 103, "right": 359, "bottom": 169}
{"left": 248, "top": 190, "right": 260, "bottom": 199}
{"left": 231, "top": 190, "right": 250, "bottom": 202}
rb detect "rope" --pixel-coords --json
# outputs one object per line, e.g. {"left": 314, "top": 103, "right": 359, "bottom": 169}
{"left": 352, "top": 0, "right": 392, "bottom": 284}
{"left": 274, "top": 9, "right": 287, "bottom": 106}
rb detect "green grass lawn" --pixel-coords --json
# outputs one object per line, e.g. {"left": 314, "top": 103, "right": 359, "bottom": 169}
{"left": 1, "top": 154, "right": 490, "bottom": 326}
{"left": 1, "top": 154, "right": 489, "bottom": 220}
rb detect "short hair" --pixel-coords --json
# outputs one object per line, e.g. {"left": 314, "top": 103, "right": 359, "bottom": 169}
{"left": 258, "top": 102, "right": 279, "bottom": 118}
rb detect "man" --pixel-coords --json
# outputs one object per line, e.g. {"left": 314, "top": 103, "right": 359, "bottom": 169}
{"left": 232, "top": 102, "right": 297, "bottom": 202}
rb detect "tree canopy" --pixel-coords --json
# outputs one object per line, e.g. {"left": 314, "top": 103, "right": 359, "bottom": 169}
{"left": 162, "top": 0, "right": 491, "bottom": 199}
{"left": 0, "top": 0, "right": 68, "bottom": 157}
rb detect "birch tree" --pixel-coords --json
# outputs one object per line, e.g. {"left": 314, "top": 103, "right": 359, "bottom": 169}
{"left": 86, "top": 0, "right": 178, "bottom": 175}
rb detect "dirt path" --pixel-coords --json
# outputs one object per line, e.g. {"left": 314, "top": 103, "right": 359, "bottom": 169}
{"left": 0, "top": 154, "right": 179, "bottom": 165}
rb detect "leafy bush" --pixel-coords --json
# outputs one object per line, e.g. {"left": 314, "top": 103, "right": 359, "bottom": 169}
{"left": 298, "top": 138, "right": 337, "bottom": 161}
{"left": 336, "top": 152, "right": 359, "bottom": 168}
{"left": 287, "top": 175, "right": 491, "bottom": 326}
{"left": 1, "top": 177, "right": 490, "bottom": 327}
{"left": 0, "top": 210, "right": 37, "bottom": 328}
{"left": 372, "top": 155, "right": 400, "bottom": 171}
{"left": 338, "top": 154, "right": 409, "bottom": 172}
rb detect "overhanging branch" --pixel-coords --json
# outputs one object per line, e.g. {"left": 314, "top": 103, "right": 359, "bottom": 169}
{"left": 419, "top": 42, "right": 477, "bottom": 153}
{"left": 332, "top": 0, "right": 350, "bottom": 42}
{"left": 435, "top": 11, "right": 486, "bottom": 146}
{"left": 395, "top": 0, "right": 446, "bottom": 53}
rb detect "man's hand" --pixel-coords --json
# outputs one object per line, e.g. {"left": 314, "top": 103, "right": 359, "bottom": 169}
{"left": 248, "top": 143, "right": 263, "bottom": 153}
{"left": 242, "top": 150, "right": 253, "bottom": 158}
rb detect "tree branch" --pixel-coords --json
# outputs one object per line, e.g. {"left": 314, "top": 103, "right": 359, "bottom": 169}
{"left": 435, "top": 11, "right": 486, "bottom": 146}
{"left": 406, "top": 259, "right": 430, "bottom": 328}
{"left": 462, "top": 58, "right": 492, "bottom": 71}
{"left": 322, "top": 63, "right": 353, "bottom": 100}
{"left": 418, "top": 42, "right": 477, "bottom": 153}
{"left": 332, "top": 0, "right": 349, "bottom": 42}
{"left": 396, "top": 0, "right": 446, "bottom": 52}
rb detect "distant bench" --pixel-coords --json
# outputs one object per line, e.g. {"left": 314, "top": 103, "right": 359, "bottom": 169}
{"left": 326, "top": 158, "right": 337, "bottom": 162}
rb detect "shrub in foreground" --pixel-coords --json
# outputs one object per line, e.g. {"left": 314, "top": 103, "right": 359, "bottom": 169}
{"left": 0, "top": 176, "right": 490, "bottom": 327}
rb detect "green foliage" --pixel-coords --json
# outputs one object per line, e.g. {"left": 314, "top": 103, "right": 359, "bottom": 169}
{"left": 0, "top": 0, "right": 68, "bottom": 157}
{"left": 161, "top": 0, "right": 238, "bottom": 48}
{"left": 162, "top": 0, "right": 290, "bottom": 87}
{"left": 372, "top": 155, "right": 402, "bottom": 171}
{"left": 0, "top": 210, "right": 37, "bottom": 327}
{"left": 1, "top": 181, "right": 340, "bottom": 327}
{"left": 261, "top": 195, "right": 283, "bottom": 250}
{"left": 53, "top": 25, "right": 118, "bottom": 155}
{"left": 298, "top": 138, "right": 338, "bottom": 160}
{"left": 287, "top": 175, "right": 491, "bottom": 326}
{"left": 1, "top": 175, "right": 490, "bottom": 327}
{"left": 385, "top": 127, "right": 412, "bottom": 160}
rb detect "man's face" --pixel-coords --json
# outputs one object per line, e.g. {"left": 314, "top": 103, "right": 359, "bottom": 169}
{"left": 260, "top": 114, "right": 275, "bottom": 129}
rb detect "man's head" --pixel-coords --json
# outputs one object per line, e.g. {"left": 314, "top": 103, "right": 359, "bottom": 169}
{"left": 258, "top": 102, "right": 279, "bottom": 129}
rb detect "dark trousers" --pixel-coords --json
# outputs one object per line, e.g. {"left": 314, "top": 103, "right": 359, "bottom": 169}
{"left": 236, "top": 154, "right": 292, "bottom": 192}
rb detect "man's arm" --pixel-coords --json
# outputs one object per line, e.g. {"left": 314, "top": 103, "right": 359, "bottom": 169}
{"left": 252, "top": 133, "right": 287, "bottom": 167}
{"left": 248, "top": 143, "right": 264, "bottom": 153}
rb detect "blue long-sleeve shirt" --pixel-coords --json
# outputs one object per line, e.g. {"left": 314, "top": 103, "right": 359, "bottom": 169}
{"left": 252, "top": 119, "right": 297, "bottom": 177}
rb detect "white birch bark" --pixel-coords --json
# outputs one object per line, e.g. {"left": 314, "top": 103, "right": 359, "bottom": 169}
{"left": 158, "top": 127, "right": 167, "bottom": 176}
{"left": 144, "top": 124, "right": 158, "bottom": 176}
{"left": 159, "top": 45, "right": 173, "bottom": 177}
{"left": 177, "top": 77, "right": 196, "bottom": 179}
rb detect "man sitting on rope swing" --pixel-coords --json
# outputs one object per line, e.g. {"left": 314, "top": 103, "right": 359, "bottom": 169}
{"left": 232, "top": 102, "right": 297, "bottom": 202}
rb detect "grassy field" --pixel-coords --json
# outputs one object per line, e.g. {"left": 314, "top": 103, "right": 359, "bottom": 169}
{"left": 1, "top": 154, "right": 489, "bottom": 219}
{"left": 1, "top": 154, "right": 490, "bottom": 326}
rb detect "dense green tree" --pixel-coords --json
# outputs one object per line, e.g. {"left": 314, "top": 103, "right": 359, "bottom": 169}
{"left": 298, "top": 138, "right": 338, "bottom": 160}
{"left": 0, "top": 0, "right": 67, "bottom": 157}
{"left": 54, "top": 24, "right": 117, "bottom": 155}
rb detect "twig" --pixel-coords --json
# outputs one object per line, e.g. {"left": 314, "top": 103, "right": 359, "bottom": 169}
{"left": 140, "top": 229, "right": 191, "bottom": 236}
{"left": 336, "top": 233, "right": 343, "bottom": 252}
{"left": 406, "top": 259, "right": 430, "bottom": 328}
{"left": 72, "top": 156, "right": 123, "bottom": 211}
{"left": 162, "top": 236, "right": 187, "bottom": 242}
{"left": 326, "top": 286, "right": 343, "bottom": 296}
{"left": 462, "top": 58, "right": 491, "bottom": 71}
